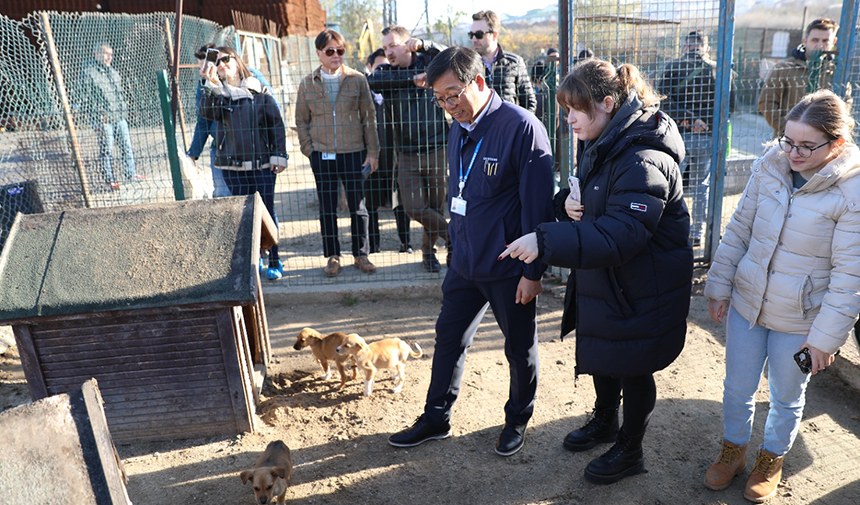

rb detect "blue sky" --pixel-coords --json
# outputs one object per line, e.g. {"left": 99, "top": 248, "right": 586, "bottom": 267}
{"left": 397, "top": 1, "right": 544, "bottom": 33}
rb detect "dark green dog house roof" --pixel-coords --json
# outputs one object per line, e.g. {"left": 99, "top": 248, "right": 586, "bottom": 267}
{"left": 0, "top": 194, "right": 277, "bottom": 322}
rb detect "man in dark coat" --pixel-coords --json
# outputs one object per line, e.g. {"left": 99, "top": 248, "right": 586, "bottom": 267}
{"left": 469, "top": 10, "right": 537, "bottom": 114}
{"left": 368, "top": 26, "right": 450, "bottom": 271}
{"left": 388, "top": 46, "right": 554, "bottom": 457}
{"left": 658, "top": 30, "right": 717, "bottom": 247}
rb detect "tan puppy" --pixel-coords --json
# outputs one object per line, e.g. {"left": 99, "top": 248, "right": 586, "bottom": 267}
{"left": 336, "top": 334, "right": 423, "bottom": 396}
{"left": 293, "top": 327, "right": 357, "bottom": 389}
{"left": 239, "top": 440, "right": 293, "bottom": 505}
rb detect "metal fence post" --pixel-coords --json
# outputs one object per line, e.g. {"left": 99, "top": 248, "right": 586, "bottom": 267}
{"left": 834, "top": 0, "right": 858, "bottom": 103}
{"left": 706, "top": 0, "right": 736, "bottom": 262}
{"left": 156, "top": 69, "right": 185, "bottom": 201}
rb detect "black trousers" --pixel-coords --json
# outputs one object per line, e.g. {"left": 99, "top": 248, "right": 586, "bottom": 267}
{"left": 309, "top": 151, "right": 370, "bottom": 258}
{"left": 423, "top": 269, "right": 539, "bottom": 426}
{"left": 592, "top": 373, "right": 656, "bottom": 436}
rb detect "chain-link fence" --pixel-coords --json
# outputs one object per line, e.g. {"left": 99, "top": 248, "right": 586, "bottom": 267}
{"left": 0, "top": 11, "right": 554, "bottom": 287}
{"left": 561, "top": 0, "right": 860, "bottom": 262}
{"left": 5, "top": 3, "right": 858, "bottom": 285}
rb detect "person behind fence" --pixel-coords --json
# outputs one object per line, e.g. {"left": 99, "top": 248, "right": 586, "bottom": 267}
{"left": 758, "top": 18, "right": 838, "bottom": 139}
{"left": 468, "top": 10, "right": 536, "bottom": 114}
{"left": 79, "top": 43, "right": 144, "bottom": 191}
{"left": 199, "top": 46, "right": 288, "bottom": 281}
{"left": 388, "top": 46, "right": 554, "bottom": 457}
{"left": 703, "top": 90, "right": 860, "bottom": 503}
{"left": 658, "top": 30, "right": 717, "bottom": 247}
{"left": 368, "top": 25, "right": 451, "bottom": 273}
{"left": 500, "top": 58, "right": 693, "bottom": 484}
{"left": 295, "top": 29, "right": 379, "bottom": 277}
{"left": 188, "top": 43, "right": 274, "bottom": 198}
{"left": 364, "top": 48, "right": 413, "bottom": 255}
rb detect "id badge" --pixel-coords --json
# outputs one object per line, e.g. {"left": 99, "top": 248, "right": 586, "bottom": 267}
{"left": 321, "top": 152, "right": 336, "bottom": 161}
{"left": 451, "top": 196, "right": 467, "bottom": 216}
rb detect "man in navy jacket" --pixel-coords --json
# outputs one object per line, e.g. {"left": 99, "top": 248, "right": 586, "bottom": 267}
{"left": 388, "top": 46, "right": 554, "bottom": 456}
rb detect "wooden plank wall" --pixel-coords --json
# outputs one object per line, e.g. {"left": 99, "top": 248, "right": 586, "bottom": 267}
{"left": 25, "top": 307, "right": 251, "bottom": 443}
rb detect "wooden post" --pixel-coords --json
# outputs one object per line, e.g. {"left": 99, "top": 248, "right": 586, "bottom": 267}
{"left": 40, "top": 12, "right": 93, "bottom": 208}
{"left": 163, "top": 16, "right": 189, "bottom": 152}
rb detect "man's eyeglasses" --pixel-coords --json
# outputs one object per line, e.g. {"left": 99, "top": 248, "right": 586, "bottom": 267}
{"left": 468, "top": 30, "right": 495, "bottom": 40}
{"left": 216, "top": 55, "right": 233, "bottom": 66}
{"left": 324, "top": 47, "right": 345, "bottom": 57}
{"left": 778, "top": 136, "right": 831, "bottom": 158}
{"left": 432, "top": 80, "right": 473, "bottom": 108}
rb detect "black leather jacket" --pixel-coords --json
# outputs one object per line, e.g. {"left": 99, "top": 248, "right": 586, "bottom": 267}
{"left": 367, "top": 40, "right": 449, "bottom": 154}
{"left": 485, "top": 45, "right": 536, "bottom": 113}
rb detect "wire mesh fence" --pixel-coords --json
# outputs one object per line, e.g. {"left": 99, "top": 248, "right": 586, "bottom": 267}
{"left": 3, "top": 3, "right": 859, "bottom": 286}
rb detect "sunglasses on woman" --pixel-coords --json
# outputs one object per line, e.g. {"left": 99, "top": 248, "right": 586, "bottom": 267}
{"left": 468, "top": 30, "right": 494, "bottom": 40}
{"left": 216, "top": 55, "right": 233, "bottom": 66}
{"left": 324, "top": 47, "right": 345, "bottom": 56}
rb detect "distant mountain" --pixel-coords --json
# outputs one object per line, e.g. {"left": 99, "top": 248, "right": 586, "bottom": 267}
{"left": 502, "top": 5, "right": 557, "bottom": 23}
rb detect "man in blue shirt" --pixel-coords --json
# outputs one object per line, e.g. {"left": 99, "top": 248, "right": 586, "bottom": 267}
{"left": 388, "top": 46, "right": 554, "bottom": 456}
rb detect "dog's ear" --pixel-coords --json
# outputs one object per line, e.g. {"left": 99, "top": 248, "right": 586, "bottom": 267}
{"left": 239, "top": 469, "right": 254, "bottom": 484}
{"left": 272, "top": 466, "right": 288, "bottom": 479}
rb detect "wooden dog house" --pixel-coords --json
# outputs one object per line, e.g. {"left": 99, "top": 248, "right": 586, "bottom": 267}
{"left": 0, "top": 194, "right": 277, "bottom": 443}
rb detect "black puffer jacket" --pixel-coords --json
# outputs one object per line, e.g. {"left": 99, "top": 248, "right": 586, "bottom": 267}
{"left": 368, "top": 40, "right": 449, "bottom": 154}
{"left": 536, "top": 93, "right": 693, "bottom": 378}
{"left": 486, "top": 45, "right": 537, "bottom": 113}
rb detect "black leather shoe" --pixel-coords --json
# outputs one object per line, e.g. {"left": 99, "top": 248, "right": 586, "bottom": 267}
{"left": 563, "top": 407, "right": 619, "bottom": 452}
{"left": 422, "top": 252, "right": 441, "bottom": 273}
{"left": 584, "top": 429, "right": 646, "bottom": 484}
{"left": 389, "top": 415, "right": 451, "bottom": 447}
{"left": 495, "top": 423, "right": 527, "bottom": 456}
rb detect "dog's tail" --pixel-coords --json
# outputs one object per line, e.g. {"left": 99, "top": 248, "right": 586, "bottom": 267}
{"left": 408, "top": 341, "right": 423, "bottom": 358}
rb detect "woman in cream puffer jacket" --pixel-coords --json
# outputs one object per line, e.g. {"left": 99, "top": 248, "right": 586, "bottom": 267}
{"left": 702, "top": 90, "right": 860, "bottom": 502}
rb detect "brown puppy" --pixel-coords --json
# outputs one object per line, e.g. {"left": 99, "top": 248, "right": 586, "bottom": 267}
{"left": 293, "top": 327, "right": 357, "bottom": 389}
{"left": 239, "top": 440, "right": 293, "bottom": 505}
{"left": 336, "top": 334, "right": 423, "bottom": 396}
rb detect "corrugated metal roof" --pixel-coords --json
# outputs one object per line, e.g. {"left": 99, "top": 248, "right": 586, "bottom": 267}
{"left": 4, "top": 0, "right": 325, "bottom": 36}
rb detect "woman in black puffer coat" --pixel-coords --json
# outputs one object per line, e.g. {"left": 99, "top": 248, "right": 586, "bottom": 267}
{"left": 501, "top": 58, "right": 693, "bottom": 485}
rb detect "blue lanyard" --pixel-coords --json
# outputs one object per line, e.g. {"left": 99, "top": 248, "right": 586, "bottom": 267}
{"left": 458, "top": 136, "right": 483, "bottom": 198}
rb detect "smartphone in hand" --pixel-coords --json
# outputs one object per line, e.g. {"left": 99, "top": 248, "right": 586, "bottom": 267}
{"left": 362, "top": 163, "right": 372, "bottom": 179}
{"left": 205, "top": 48, "right": 219, "bottom": 67}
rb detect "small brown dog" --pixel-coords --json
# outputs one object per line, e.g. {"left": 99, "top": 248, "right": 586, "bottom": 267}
{"left": 293, "top": 327, "right": 357, "bottom": 389}
{"left": 239, "top": 440, "right": 293, "bottom": 505}
{"left": 336, "top": 334, "right": 423, "bottom": 396}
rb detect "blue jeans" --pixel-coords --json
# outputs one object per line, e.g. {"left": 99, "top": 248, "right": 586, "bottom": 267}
{"left": 680, "top": 132, "right": 710, "bottom": 240}
{"left": 98, "top": 119, "right": 135, "bottom": 183}
{"left": 723, "top": 306, "right": 811, "bottom": 456}
{"left": 209, "top": 147, "right": 231, "bottom": 198}
{"left": 223, "top": 168, "right": 280, "bottom": 263}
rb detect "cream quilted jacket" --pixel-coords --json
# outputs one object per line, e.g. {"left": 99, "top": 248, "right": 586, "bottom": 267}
{"left": 705, "top": 143, "right": 860, "bottom": 353}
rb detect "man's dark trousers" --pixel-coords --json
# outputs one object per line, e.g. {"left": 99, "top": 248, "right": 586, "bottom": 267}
{"left": 423, "top": 268, "right": 539, "bottom": 426}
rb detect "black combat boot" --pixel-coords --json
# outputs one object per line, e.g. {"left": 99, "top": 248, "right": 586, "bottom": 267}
{"left": 563, "top": 407, "right": 619, "bottom": 452}
{"left": 583, "top": 428, "right": 646, "bottom": 484}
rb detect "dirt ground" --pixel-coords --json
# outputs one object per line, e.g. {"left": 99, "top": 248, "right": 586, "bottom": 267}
{"left": 2, "top": 270, "right": 860, "bottom": 505}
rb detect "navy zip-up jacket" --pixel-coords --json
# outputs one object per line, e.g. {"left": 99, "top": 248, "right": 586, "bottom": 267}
{"left": 447, "top": 91, "right": 554, "bottom": 281}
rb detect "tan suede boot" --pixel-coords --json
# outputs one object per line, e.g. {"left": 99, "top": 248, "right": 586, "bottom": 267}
{"left": 704, "top": 440, "right": 747, "bottom": 490}
{"left": 743, "top": 449, "right": 783, "bottom": 503}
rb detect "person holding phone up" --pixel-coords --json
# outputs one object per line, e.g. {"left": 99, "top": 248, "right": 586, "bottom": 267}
{"left": 295, "top": 29, "right": 380, "bottom": 278}
{"left": 199, "top": 46, "right": 288, "bottom": 280}
{"left": 703, "top": 90, "right": 860, "bottom": 503}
